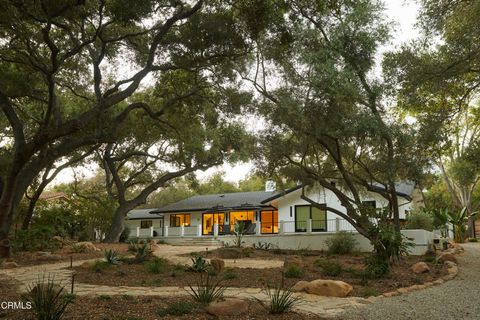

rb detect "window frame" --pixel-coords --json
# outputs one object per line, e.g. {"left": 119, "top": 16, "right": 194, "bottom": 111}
{"left": 140, "top": 220, "right": 153, "bottom": 229}
{"left": 169, "top": 213, "right": 191, "bottom": 227}
{"left": 260, "top": 210, "right": 278, "bottom": 234}
{"left": 294, "top": 204, "right": 327, "bottom": 232}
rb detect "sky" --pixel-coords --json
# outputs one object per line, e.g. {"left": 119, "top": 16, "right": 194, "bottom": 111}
{"left": 53, "top": 0, "right": 422, "bottom": 186}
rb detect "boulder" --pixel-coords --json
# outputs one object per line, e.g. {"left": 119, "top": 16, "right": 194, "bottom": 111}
{"left": 304, "top": 279, "right": 353, "bottom": 297}
{"left": 284, "top": 255, "right": 304, "bottom": 270}
{"left": 69, "top": 242, "right": 99, "bottom": 253}
{"left": 210, "top": 259, "right": 225, "bottom": 273}
{"left": 444, "top": 261, "right": 457, "bottom": 268}
{"left": 206, "top": 298, "right": 249, "bottom": 317}
{"left": 78, "top": 261, "right": 96, "bottom": 269}
{"left": 218, "top": 248, "right": 242, "bottom": 259}
{"left": 438, "top": 252, "right": 457, "bottom": 264}
{"left": 410, "top": 262, "right": 430, "bottom": 274}
{"left": 291, "top": 280, "right": 309, "bottom": 292}
{"left": 149, "top": 240, "right": 160, "bottom": 251}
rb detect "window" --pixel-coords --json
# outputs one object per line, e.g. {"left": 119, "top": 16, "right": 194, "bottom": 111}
{"left": 140, "top": 220, "right": 152, "bottom": 229}
{"left": 170, "top": 214, "right": 190, "bottom": 227}
{"left": 261, "top": 210, "right": 278, "bottom": 234}
{"left": 295, "top": 205, "right": 327, "bottom": 232}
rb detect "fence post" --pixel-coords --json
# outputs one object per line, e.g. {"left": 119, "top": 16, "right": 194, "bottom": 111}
{"left": 136, "top": 227, "right": 140, "bottom": 237}
{"left": 256, "top": 222, "right": 262, "bottom": 235}
{"left": 335, "top": 217, "right": 340, "bottom": 232}
{"left": 279, "top": 220, "right": 284, "bottom": 235}
{"left": 213, "top": 224, "right": 219, "bottom": 237}
{"left": 150, "top": 226, "right": 154, "bottom": 237}
{"left": 164, "top": 226, "right": 169, "bottom": 238}
{"left": 180, "top": 225, "right": 185, "bottom": 237}
{"left": 197, "top": 224, "right": 202, "bottom": 237}
{"left": 307, "top": 219, "right": 312, "bottom": 233}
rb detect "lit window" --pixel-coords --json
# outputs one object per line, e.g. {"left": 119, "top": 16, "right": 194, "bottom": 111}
{"left": 170, "top": 214, "right": 191, "bottom": 227}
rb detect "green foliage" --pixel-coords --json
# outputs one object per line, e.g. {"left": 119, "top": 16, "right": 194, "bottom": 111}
{"left": 360, "top": 287, "right": 379, "bottom": 298}
{"left": 92, "top": 261, "right": 110, "bottom": 273}
{"left": 21, "top": 276, "right": 73, "bottom": 320}
{"left": 189, "top": 256, "right": 208, "bottom": 273}
{"left": 128, "top": 242, "right": 152, "bottom": 263}
{"left": 404, "top": 209, "right": 434, "bottom": 231}
{"left": 104, "top": 249, "right": 120, "bottom": 265}
{"left": 144, "top": 257, "right": 168, "bottom": 274}
{"left": 369, "top": 223, "right": 414, "bottom": 263}
{"left": 253, "top": 242, "right": 275, "bottom": 250}
{"left": 284, "top": 265, "right": 304, "bottom": 278}
{"left": 13, "top": 226, "right": 59, "bottom": 252}
{"left": 222, "top": 267, "right": 238, "bottom": 280}
{"left": 315, "top": 259, "right": 344, "bottom": 277}
{"left": 233, "top": 220, "right": 246, "bottom": 248}
{"left": 119, "top": 227, "right": 130, "bottom": 243}
{"left": 325, "top": 232, "right": 358, "bottom": 255}
{"left": 449, "top": 207, "right": 477, "bottom": 243}
{"left": 469, "top": 237, "right": 478, "bottom": 242}
{"left": 187, "top": 273, "right": 225, "bottom": 304}
{"left": 262, "top": 284, "right": 299, "bottom": 314}
{"left": 362, "top": 256, "right": 390, "bottom": 279}
{"left": 157, "top": 301, "right": 195, "bottom": 317}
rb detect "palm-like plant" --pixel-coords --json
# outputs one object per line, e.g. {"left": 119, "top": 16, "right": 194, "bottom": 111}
{"left": 431, "top": 208, "right": 450, "bottom": 238}
{"left": 233, "top": 221, "right": 245, "bottom": 248}
{"left": 448, "top": 207, "right": 477, "bottom": 243}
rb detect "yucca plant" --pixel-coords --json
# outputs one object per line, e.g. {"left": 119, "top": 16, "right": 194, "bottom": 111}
{"left": 130, "top": 242, "right": 152, "bottom": 262}
{"left": 261, "top": 283, "right": 299, "bottom": 314}
{"left": 21, "top": 275, "right": 74, "bottom": 320}
{"left": 104, "top": 249, "right": 120, "bottom": 265}
{"left": 187, "top": 273, "right": 225, "bottom": 304}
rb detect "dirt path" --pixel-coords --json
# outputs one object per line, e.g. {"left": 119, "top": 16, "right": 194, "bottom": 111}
{"left": 342, "top": 242, "right": 480, "bottom": 320}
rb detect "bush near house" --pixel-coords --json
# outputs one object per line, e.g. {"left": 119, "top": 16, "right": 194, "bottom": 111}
{"left": 325, "top": 231, "right": 358, "bottom": 255}
{"left": 404, "top": 209, "right": 434, "bottom": 231}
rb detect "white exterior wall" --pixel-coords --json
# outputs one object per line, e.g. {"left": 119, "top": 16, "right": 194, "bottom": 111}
{"left": 274, "top": 186, "right": 412, "bottom": 232}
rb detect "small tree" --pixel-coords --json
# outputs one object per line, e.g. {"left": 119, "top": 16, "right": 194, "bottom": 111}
{"left": 233, "top": 221, "right": 246, "bottom": 248}
{"left": 449, "top": 207, "right": 477, "bottom": 243}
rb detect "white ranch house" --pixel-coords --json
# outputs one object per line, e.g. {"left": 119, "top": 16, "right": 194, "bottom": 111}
{"left": 125, "top": 182, "right": 434, "bottom": 254}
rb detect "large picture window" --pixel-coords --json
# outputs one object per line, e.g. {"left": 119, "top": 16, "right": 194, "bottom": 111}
{"left": 170, "top": 214, "right": 190, "bottom": 227}
{"left": 295, "top": 205, "right": 327, "bottom": 232}
{"left": 261, "top": 210, "right": 278, "bottom": 234}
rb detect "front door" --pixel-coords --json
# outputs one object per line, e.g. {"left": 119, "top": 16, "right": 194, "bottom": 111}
{"left": 202, "top": 213, "right": 225, "bottom": 235}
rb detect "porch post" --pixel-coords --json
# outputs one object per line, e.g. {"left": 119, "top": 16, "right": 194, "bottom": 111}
{"left": 213, "top": 224, "right": 219, "bottom": 237}
{"left": 180, "top": 225, "right": 185, "bottom": 237}
{"left": 307, "top": 219, "right": 312, "bottom": 234}
{"left": 256, "top": 222, "right": 262, "bottom": 235}
{"left": 164, "top": 226, "right": 169, "bottom": 238}
{"left": 279, "top": 220, "right": 284, "bottom": 235}
{"left": 197, "top": 224, "right": 202, "bottom": 237}
{"left": 150, "top": 226, "right": 154, "bottom": 237}
{"left": 136, "top": 227, "right": 140, "bottom": 237}
{"left": 335, "top": 217, "right": 340, "bottom": 232}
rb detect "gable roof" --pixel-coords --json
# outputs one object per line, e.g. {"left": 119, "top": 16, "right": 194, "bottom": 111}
{"left": 127, "top": 209, "right": 164, "bottom": 220}
{"left": 150, "top": 190, "right": 279, "bottom": 214}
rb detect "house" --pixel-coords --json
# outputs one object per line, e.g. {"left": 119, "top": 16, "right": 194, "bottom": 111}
{"left": 125, "top": 182, "right": 415, "bottom": 240}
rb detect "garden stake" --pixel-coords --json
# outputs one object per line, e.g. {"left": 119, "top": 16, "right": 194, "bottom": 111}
{"left": 71, "top": 273, "right": 75, "bottom": 294}
{"left": 70, "top": 256, "right": 73, "bottom": 268}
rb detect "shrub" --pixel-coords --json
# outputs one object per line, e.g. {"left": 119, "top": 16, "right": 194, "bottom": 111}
{"left": 423, "top": 255, "right": 436, "bottom": 263}
{"left": 362, "top": 256, "right": 389, "bottom": 279}
{"left": 144, "top": 257, "right": 168, "bottom": 274}
{"left": 187, "top": 273, "right": 225, "bottom": 304}
{"left": 253, "top": 242, "right": 275, "bottom": 250}
{"left": 261, "top": 284, "right": 299, "bottom": 314}
{"left": 157, "top": 301, "right": 195, "bottom": 317}
{"left": 315, "top": 259, "right": 343, "bottom": 276}
{"left": 13, "top": 226, "right": 59, "bottom": 252}
{"left": 98, "top": 295, "right": 112, "bottom": 301}
{"left": 284, "top": 265, "right": 304, "bottom": 278}
{"left": 129, "top": 242, "right": 152, "bottom": 262}
{"left": 189, "top": 256, "right": 208, "bottom": 273}
{"left": 222, "top": 267, "right": 237, "bottom": 280}
{"left": 104, "top": 249, "right": 120, "bottom": 265}
{"left": 360, "top": 287, "right": 379, "bottom": 297}
{"left": 21, "top": 275, "right": 73, "bottom": 320}
{"left": 325, "top": 232, "right": 358, "bottom": 255}
{"left": 469, "top": 237, "right": 478, "bottom": 242}
{"left": 233, "top": 221, "right": 246, "bottom": 248}
{"left": 92, "top": 260, "right": 110, "bottom": 273}
{"left": 404, "top": 210, "right": 434, "bottom": 231}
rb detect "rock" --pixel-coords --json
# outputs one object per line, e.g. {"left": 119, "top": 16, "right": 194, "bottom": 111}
{"left": 292, "top": 280, "right": 309, "bottom": 292}
{"left": 78, "top": 261, "right": 95, "bottom": 268}
{"left": 411, "top": 262, "right": 430, "bottom": 274}
{"left": 1, "top": 261, "right": 19, "bottom": 268}
{"left": 218, "top": 248, "right": 242, "bottom": 259}
{"left": 149, "top": 240, "right": 160, "bottom": 251}
{"left": 447, "top": 266, "right": 458, "bottom": 275}
{"left": 444, "top": 261, "right": 457, "bottom": 268}
{"left": 438, "top": 252, "right": 457, "bottom": 264}
{"left": 206, "top": 298, "right": 249, "bottom": 317}
{"left": 304, "top": 280, "right": 353, "bottom": 297}
{"left": 71, "top": 241, "right": 100, "bottom": 253}
{"left": 382, "top": 291, "right": 399, "bottom": 297}
{"left": 284, "top": 255, "right": 304, "bottom": 270}
{"left": 433, "top": 279, "right": 444, "bottom": 285}
{"left": 210, "top": 259, "right": 225, "bottom": 273}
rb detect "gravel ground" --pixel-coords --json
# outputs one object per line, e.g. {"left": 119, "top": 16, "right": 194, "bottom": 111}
{"left": 342, "top": 242, "right": 480, "bottom": 320}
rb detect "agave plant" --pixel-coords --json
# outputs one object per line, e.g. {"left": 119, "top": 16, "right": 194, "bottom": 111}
{"left": 104, "top": 249, "right": 120, "bottom": 265}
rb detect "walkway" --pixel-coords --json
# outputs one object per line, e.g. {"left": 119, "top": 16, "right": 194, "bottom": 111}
{"left": 0, "top": 244, "right": 366, "bottom": 318}
{"left": 342, "top": 242, "right": 480, "bottom": 320}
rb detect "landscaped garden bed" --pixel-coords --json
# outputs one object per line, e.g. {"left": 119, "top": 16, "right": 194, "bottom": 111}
{"left": 72, "top": 247, "right": 449, "bottom": 297}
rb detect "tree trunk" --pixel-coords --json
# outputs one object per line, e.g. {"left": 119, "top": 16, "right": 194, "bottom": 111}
{"left": 21, "top": 192, "right": 42, "bottom": 230}
{"left": 104, "top": 205, "right": 131, "bottom": 243}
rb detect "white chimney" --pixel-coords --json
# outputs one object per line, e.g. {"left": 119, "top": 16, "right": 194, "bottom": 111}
{"left": 265, "top": 180, "right": 276, "bottom": 192}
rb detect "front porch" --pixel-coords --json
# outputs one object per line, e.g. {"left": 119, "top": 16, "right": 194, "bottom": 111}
{"left": 130, "top": 218, "right": 357, "bottom": 239}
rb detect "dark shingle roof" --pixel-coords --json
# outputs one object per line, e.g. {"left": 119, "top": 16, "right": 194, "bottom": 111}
{"left": 150, "top": 190, "right": 278, "bottom": 214}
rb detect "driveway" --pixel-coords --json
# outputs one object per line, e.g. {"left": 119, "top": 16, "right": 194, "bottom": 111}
{"left": 342, "top": 242, "right": 480, "bottom": 320}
